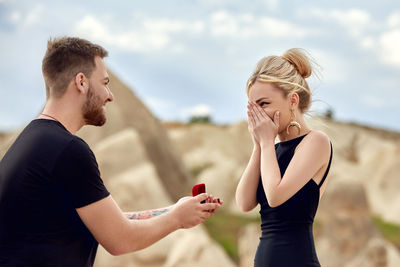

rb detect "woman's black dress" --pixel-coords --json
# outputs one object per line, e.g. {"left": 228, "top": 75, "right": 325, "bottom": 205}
{"left": 254, "top": 134, "right": 332, "bottom": 267}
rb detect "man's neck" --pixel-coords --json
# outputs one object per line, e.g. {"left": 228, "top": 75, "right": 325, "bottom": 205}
{"left": 40, "top": 99, "right": 85, "bottom": 135}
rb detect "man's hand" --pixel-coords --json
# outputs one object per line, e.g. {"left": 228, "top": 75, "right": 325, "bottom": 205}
{"left": 205, "top": 194, "right": 223, "bottom": 213}
{"left": 171, "top": 193, "right": 222, "bottom": 229}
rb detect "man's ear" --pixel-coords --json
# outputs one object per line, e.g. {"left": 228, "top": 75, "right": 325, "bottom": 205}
{"left": 74, "top": 72, "right": 88, "bottom": 94}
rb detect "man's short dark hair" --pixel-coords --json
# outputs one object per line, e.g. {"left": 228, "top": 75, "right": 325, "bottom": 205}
{"left": 42, "top": 37, "right": 108, "bottom": 98}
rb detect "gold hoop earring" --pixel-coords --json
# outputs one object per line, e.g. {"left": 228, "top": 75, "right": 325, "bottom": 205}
{"left": 286, "top": 108, "right": 301, "bottom": 135}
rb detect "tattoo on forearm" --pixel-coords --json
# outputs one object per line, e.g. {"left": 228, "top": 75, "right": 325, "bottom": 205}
{"left": 126, "top": 208, "right": 169, "bottom": 220}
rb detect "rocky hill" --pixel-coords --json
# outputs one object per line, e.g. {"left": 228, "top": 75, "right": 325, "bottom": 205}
{"left": 1, "top": 71, "right": 400, "bottom": 267}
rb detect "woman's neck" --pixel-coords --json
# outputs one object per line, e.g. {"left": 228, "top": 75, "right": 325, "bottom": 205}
{"left": 278, "top": 114, "right": 310, "bottom": 142}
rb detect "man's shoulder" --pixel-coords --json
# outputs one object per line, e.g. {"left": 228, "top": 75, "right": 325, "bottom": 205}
{"left": 25, "top": 119, "right": 72, "bottom": 141}
{"left": 20, "top": 120, "right": 95, "bottom": 160}
{"left": 5, "top": 120, "right": 73, "bottom": 156}
{"left": 62, "top": 135, "right": 96, "bottom": 162}
{"left": 28, "top": 120, "right": 91, "bottom": 150}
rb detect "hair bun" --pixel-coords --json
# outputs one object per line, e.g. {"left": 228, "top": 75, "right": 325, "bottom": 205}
{"left": 282, "top": 48, "right": 312, "bottom": 78}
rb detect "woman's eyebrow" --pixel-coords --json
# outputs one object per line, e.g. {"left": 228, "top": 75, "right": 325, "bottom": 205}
{"left": 256, "top": 97, "right": 270, "bottom": 103}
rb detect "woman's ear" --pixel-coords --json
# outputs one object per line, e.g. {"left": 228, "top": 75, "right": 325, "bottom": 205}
{"left": 289, "top": 92, "right": 300, "bottom": 109}
{"left": 74, "top": 72, "right": 88, "bottom": 94}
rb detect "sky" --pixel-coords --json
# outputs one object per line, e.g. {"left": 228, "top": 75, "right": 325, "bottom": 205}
{"left": 0, "top": 0, "right": 399, "bottom": 132}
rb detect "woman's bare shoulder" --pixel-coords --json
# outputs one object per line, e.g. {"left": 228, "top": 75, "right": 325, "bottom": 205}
{"left": 298, "top": 130, "right": 331, "bottom": 153}
{"left": 307, "top": 130, "right": 330, "bottom": 143}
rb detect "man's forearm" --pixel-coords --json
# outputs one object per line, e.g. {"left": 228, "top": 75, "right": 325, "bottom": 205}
{"left": 124, "top": 207, "right": 171, "bottom": 220}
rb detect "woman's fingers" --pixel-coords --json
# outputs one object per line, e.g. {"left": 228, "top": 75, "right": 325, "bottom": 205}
{"left": 247, "top": 110, "right": 254, "bottom": 127}
{"left": 249, "top": 103, "right": 266, "bottom": 126}
{"left": 252, "top": 101, "right": 269, "bottom": 120}
{"left": 247, "top": 104, "right": 257, "bottom": 128}
{"left": 250, "top": 103, "right": 262, "bottom": 124}
{"left": 257, "top": 103, "right": 269, "bottom": 120}
{"left": 246, "top": 100, "right": 279, "bottom": 142}
{"left": 273, "top": 111, "right": 280, "bottom": 128}
{"left": 248, "top": 101, "right": 277, "bottom": 129}
{"left": 248, "top": 103, "right": 265, "bottom": 128}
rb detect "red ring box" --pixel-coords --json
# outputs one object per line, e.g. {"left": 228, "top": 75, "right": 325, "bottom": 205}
{"left": 192, "top": 183, "right": 206, "bottom": 203}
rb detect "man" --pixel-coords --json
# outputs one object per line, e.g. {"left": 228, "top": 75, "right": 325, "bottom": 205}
{"left": 0, "top": 37, "right": 222, "bottom": 266}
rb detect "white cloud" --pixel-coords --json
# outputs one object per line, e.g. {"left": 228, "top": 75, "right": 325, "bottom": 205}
{"left": 259, "top": 17, "right": 308, "bottom": 38}
{"left": 330, "top": 9, "right": 371, "bottom": 36}
{"left": 25, "top": 5, "right": 43, "bottom": 26}
{"left": 354, "top": 12, "right": 400, "bottom": 67}
{"left": 387, "top": 10, "right": 400, "bottom": 28}
{"left": 143, "top": 18, "right": 204, "bottom": 34}
{"left": 181, "top": 104, "right": 213, "bottom": 118}
{"left": 201, "top": 0, "right": 278, "bottom": 12}
{"left": 199, "top": 0, "right": 228, "bottom": 7}
{"left": 8, "top": 5, "right": 44, "bottom": 28}
{"left": 301, "top": 8, "right": 372, "bottom": 37}
{"left": 77, "top": 10, "right": 310, "bottom": 55}
{"left": 75, "top": 15, "right": 169, "bottom": 52}
{"left": 75, "top": 16, "right": 107, "bottom": 40}
{"left": 264, "top": 0, "right": 279, "bottom": 12}
{"left": 9, "top": 11, "right": 21, "bottom": 24}
{"left": 210, "top": 11, "right": 241, "bottom": 36}
{"left": 200, "top": 0, "right": 278, "bottom": 11}
{"left": 210, "top": 10, "right": 309, "bottom": 38}
{"left": 300, "top": 7, "right": 400, "bottom": 68}
{"left": 75, "top": 15, "right": 204, "bottom": 53}
{"left": 379, "top": 29, "right": 400, "bottom": 67}
{"left": 361, "top": 36, "right": 375, "bottom": 49}
{"left": 309, "top": 49, "right": 349, "bottom": 83}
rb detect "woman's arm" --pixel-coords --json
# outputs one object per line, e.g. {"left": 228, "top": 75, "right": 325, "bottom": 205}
{"left": 235, "top": 107, "right": 264, "bottom": 212}
{"left": 235, "top": 146, "right": 261, "bottom": 212}
{"left": 259, "top": 132, "right": 330, "bottom": 207}
{"left": 249, "top": 102, "right": 330, "bottom": 208}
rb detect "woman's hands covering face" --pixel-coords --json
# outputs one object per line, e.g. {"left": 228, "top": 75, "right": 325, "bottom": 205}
{"left": 247, "top": 101, "right": 280, "bottom": 146}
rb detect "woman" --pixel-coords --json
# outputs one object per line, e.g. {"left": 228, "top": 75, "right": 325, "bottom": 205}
{"left": 235, "top": 48, "right": 333, "bottom": 267}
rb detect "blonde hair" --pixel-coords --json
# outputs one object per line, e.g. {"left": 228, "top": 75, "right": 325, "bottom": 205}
{"left": 246, "top": 48, "right": 313, "bottom": 113}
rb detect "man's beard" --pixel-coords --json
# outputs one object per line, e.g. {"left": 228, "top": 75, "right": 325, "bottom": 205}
{"left": 82, "top": 85, "right": 106, "bottom": 126}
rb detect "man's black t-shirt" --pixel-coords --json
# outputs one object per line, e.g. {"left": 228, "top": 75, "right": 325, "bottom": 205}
{"left": 0, "top": 119, "right": 110, "bottom": 267}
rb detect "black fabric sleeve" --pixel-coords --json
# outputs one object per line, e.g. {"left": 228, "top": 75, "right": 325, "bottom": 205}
{"left": 53, "top": 137, "right": 110, "bottom": 208}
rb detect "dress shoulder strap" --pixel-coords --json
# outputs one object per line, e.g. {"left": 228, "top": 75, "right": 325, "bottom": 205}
{"left": 318, "top": 142, "right": 333, "bottom": 188}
